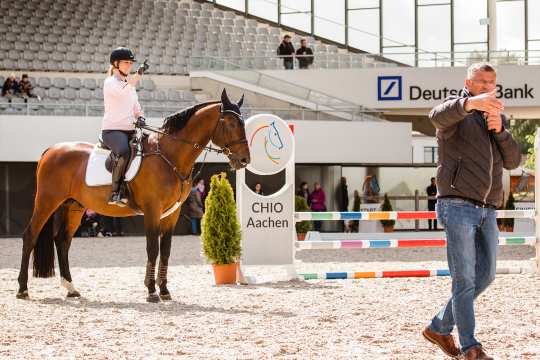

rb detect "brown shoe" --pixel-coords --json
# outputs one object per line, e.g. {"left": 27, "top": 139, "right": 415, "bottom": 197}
{"left": 422, "top": 326, "right": 461, "bottom": 358}
{"left": 463, "top": 346, "right": 493, "bottom": 360}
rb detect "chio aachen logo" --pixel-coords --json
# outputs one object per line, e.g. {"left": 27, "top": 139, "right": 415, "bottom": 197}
{"left": 249, "top": 121, "right": 284, "bottom": 165}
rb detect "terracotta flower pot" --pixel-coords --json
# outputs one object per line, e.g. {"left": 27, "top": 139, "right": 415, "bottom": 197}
{"left": 297, "top": 233, "right": 306, "bottom": 241}
{"left": 383, "top": 225, "right": 394, "bottom": 233}
{"left": 212, "top": 263, "right": 239, "bottom": 285}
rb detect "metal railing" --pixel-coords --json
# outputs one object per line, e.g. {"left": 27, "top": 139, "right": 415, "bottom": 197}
{"left": 190, "top": 54, "right": 393, "bottom": 71}
{"left": 190, "top": 50, "right": 540, "bottom": 72}
{"left": 0, "top": 101, "right": 380, "bottom": 121}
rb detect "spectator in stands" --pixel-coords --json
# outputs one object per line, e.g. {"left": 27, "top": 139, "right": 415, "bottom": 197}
{"left": 254, "top": 182, "right": 264, "bottom": 195}
{"left": 296, "top": 39, "right": 314, "bottom": 69}
{"left": 1, "top": 74, "right": 20, "bottom": 102}
{"left": 19, "top": 74, "right": 40, "bottom": 102}
{"left": 277, "top": 35, "right": 295, "bottom": 70}
{"left": 297, "top": 181, "right": 310, "bottom": 204}
{"left": 426, "top": 177, "right": 438, "bottom": 230}
{"left": 187, "top": 179, "right": 205, "bottom": 235}
{"left": 309, "top": 182, "right": 326, "bottom": 232}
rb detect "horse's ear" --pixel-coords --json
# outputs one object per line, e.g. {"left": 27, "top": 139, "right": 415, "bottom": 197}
{"left": 237, "top": 94, "right": 244, "bottom": 108}
{"left": 221, "top": 89, "right": 231, "bottom": 107}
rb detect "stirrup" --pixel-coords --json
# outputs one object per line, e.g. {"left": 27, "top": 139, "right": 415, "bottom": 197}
{"left": 108, "top": 192, "right": 127, "bottom": 207}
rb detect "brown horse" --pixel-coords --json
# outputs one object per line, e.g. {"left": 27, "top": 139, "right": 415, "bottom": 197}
{"left": 17, "top": 89, "right": 250, "bottom": 302}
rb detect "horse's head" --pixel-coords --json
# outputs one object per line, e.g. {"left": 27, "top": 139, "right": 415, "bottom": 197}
{"left": 212, "top": 89, "right": 251, "bottom": 170}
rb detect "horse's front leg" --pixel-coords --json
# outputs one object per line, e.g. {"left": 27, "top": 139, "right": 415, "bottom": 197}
{"left": 143, "top": 208, "right": 161, "bottom": 303}
{"left": 157, "top": 208, "right": 181, "bottom": 301}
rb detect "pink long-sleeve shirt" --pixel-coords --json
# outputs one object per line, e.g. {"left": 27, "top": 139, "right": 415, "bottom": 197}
{"left": 101, "top": 75, "right": 143, "bottom": 131}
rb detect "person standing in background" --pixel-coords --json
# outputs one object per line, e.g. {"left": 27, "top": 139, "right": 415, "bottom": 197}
{"left": 187, "top": 179, "right": 204, "bottom": 235}
{"left": 297, "top": 181, "right": 310, "bottom": 204}
{"left": 426, "top": 177, "right": 438, "bottom": 230}
{"left": 295, "top": 39, "right": 314, "bottom": 69}
{"left": 254, "top": 182, "right": 264, "bottom": 195}
{"left": 277, "top": 35, "right": 295, "bottom": 70}
{"left": 309, "top": 182, "right": 326, "bottom": 232}
{"left": 336, "top": 177, "right": 349, "bottom": 231}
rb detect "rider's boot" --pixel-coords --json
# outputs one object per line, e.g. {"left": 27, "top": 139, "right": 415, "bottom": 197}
{"left": 108, "top": 156, "right": 129, "bottom": 207}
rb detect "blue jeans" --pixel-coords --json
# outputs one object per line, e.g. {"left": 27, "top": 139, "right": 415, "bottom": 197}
{"left": 191, "top": 218, "right": 201, "bottom": 235}
{"left": 429, "top": 198, "right": 498, "bottom": 353}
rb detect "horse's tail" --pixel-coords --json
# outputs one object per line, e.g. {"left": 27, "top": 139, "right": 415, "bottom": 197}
{"left": 32, "top": 202, "right": 66, "bottom": 278}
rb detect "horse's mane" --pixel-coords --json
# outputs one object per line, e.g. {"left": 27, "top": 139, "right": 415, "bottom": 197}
{"left": 161, "top": 101, "right": 221, "bottom": 134}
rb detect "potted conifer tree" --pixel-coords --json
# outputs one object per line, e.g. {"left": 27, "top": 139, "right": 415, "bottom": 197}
{"left": 201, "top": 173, "right": 242, "bottom": 285}
{"left": 295, "top": 195, "right": 312, "bottom": 240}
{"left": 380, "top": 193, "right": 395, "bottom": 232}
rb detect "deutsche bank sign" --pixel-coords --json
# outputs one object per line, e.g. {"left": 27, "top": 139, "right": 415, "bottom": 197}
{"left": 376, "top": 72, "right": 535, "bottom": 105}
{"left": 377, "top": 76, "right": 402, "bottom": 101}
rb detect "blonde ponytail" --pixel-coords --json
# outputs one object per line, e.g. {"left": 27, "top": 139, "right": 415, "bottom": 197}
{"left": 107, "top": 65, "right": 114, "bottom": 77}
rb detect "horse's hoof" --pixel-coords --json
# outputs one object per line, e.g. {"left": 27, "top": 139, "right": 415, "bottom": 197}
{"left": 146, "top": 292, "right": 160, "bottom": 303}
{"left": 16, "top": 290, "right": 29, "bottom": 299}
{"left": 160, "top": 293, "right": 172, "bottom": 301}
{"left": 67, "top": 290, "right": 81, "bottom": 298}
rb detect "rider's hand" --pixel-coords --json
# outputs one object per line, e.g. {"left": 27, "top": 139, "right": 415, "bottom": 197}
{"left": 137, "top": 59, "right": 149, "bottom": 75}
{"left": 464, "top": 89, "right": 504, "bottom": 113}
{"left": 134, "top": 116, "right": 146, "bottom": 127}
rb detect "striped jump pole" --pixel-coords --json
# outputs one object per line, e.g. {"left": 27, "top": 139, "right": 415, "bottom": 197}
{"left": 296, "top": 236, "right": 537, "bottom": 250}
{"left": 294, "top": 210, "right": 536, "bottom": 222}
{"left": 300, "top": 267, "right": 529, "bottom": 280}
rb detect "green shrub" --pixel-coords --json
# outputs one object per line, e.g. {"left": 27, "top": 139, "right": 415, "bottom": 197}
{"left": 295, "top": 196, "right": 313, "bottom": 234}
{"left": 380, "top": 193, "right": 396, "bottom": 228}
{"left": 201, "top": 173, "right": 241, "bottom": 264}
{"left": 503, "top": 192, "right": 516, "bottom": 228}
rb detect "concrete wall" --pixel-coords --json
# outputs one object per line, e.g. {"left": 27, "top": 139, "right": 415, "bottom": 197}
{"left": 1, "top": 116, "right": 413, "bottom": 164}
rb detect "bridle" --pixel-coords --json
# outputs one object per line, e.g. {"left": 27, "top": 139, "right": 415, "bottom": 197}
{"left": 139, "top": 104, "right": 248, "bottom": 183}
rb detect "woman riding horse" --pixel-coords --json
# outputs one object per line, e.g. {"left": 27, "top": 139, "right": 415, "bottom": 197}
{"left": 102, "top": 47, "right": 149, "bottom": 206}
{"left": 16, "top": 49, "right": 250, "bottom": 301}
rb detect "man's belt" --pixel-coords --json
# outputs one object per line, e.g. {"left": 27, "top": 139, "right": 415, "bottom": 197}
{"left": 438, "top": 195, "right": 497, "bottom": 210}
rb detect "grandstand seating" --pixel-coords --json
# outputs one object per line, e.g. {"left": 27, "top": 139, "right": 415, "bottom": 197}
{"left": 0, "top": 0, "right": 381, "bottom": 75}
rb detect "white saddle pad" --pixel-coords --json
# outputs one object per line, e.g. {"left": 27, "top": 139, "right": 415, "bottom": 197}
{"left": 85, "top": 144, "right": 142, "bottom": 187}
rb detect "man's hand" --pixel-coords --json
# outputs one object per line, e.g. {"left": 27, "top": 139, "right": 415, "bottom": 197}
{"left": 134, "top": 116, "right": 147, "bottom": 128}
{"left": 484, "top": 111, "right": 503, "bottom": 133}
{"left": 137, "top": 59, "right": 149, "bottom": 75}
{"left": 464, "top": 89, "right": 504, "bottom": 113}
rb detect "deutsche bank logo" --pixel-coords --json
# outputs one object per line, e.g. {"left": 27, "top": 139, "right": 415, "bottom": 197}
{"left": 378, "top": 76, "right": 402, "bottom": 101}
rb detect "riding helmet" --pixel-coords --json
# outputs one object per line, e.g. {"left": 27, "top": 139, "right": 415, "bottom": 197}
{"left": 110, "top": 47, "right": 136, "bottom": 64}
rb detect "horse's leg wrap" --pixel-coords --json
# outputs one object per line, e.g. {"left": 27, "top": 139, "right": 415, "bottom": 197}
{"left": 144, "top": 262, "right": 156, "bottom": 288}
{"left": 156, "top": 262, "right": 168, "bottom": 287}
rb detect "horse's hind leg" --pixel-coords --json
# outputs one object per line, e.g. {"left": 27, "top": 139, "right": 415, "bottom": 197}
{"left": 157, "top": 208, "right": 181, "bottom": 301}
{"left": 17, "top": 192, "right": 65, "bottom": 298}
{"left": 54, "top": 201, "right": 85, "bottom": 298}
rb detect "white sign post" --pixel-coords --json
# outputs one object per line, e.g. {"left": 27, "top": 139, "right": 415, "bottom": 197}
{"left": 237, "top": 114, "right": 297, "bottom": 282}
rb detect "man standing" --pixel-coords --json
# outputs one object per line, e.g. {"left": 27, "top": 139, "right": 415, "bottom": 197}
{"left": 426, "top": 177, "right": 437, "bottom": 230}
{"left": 336, "top": 177, "right": 349, "bottom": 231}
{"left": 295, "top": 39, "right": 314, "bottom": 69}
{"left": 277, "top": 35, "right": 295, "bottom": 70}
{"left": 422, "top": 63, "right": 520, "bottom": 359}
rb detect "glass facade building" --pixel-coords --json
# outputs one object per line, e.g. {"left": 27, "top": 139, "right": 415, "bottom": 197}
{"left": 207, "top": 0, "right": 540, "bottom": 66}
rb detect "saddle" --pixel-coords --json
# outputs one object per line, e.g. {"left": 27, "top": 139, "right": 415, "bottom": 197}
{"left": 84, "top": 133, "right": 146, "bottom": 187}
{"left": 98, "top": 135, "right": 140, "bottom": 173}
